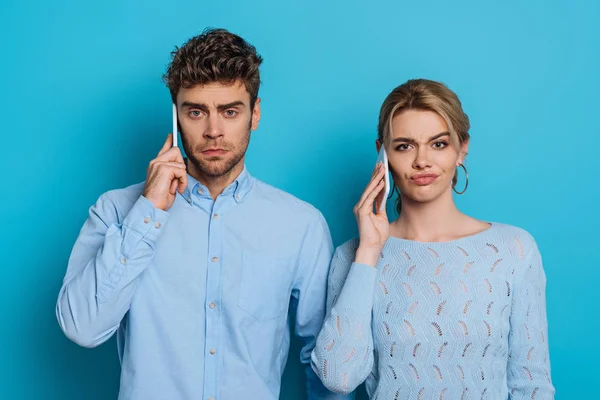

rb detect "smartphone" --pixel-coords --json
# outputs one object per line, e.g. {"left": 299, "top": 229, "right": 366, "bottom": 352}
{"left": 375, "top": 146, "right": 390, "bottom": 213}
{"left": 172, "top": 103, "right": 178, "bottom": 148}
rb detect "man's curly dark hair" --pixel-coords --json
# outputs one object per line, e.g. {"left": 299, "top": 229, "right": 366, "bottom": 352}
{"left": 163, "top": 28, "right": 263, "bottom": 108}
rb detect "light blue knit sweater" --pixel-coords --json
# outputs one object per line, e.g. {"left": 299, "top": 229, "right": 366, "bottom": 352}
{"left": 311, "top": 223, "right": 554, "bottom": 399}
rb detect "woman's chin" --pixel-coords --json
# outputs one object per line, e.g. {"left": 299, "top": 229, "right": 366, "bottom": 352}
{"left": 401, "top": 187, "right": 447, "bottom": 205}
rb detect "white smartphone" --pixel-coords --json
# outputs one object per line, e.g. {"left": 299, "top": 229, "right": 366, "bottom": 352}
{"left": 172, "top": 103, "right": 178, "bottom": 147}
{"left": 376, "top": 146, "right": 391, "bottom": 213}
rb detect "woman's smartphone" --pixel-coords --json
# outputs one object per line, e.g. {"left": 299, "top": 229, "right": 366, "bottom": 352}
{"left": 376, "top": 147, "right": 390, "bottom": 213}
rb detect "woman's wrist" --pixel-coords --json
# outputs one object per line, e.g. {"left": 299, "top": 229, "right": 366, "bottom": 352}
{"left": 355, "top": 246, "right": 382, "bottom": 267}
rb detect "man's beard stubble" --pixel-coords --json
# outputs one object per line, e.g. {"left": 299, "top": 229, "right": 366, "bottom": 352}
{"left": 180, "top": 128, "right": 251, "bottom": 179}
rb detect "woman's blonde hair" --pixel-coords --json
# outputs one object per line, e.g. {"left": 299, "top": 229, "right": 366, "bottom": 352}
{"left": 377, "top": 79, "right": 471, "bottom": 213}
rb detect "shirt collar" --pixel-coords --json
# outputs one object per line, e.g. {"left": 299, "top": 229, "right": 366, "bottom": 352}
{"left": 182, "top": 165, "right": 253, "bottom": 204}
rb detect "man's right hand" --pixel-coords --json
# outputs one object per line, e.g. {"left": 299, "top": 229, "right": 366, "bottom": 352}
{"left": 142, "top": 134, "right": 188, "bottom": 211}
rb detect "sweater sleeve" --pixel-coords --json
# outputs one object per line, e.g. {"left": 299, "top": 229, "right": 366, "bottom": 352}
{"left": 311, "top": 242, "right": 378, "bottom": 394}
{"left": 507, "top": 241, "right": 555, "bottom": 399}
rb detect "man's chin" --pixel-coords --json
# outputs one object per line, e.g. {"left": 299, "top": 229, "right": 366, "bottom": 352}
{"left": 203, "top": 168, "right": 231, "bottom": 178}
{"left": 190, "top": 157, "right": 240, "bottom": 178}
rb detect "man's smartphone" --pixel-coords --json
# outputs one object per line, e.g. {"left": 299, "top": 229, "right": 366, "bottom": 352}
{"left": 375, "top": 147, "right": 390, "bottom": 213}
{"left": 172, "top": 103, "right": 178, "bottom": 147}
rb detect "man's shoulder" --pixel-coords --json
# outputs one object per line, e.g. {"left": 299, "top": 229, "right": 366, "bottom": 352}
{"left": 252, "top": 179, "right": 323, "bottom": 220}
{"left": 95, "top": 181, "right": 145, "bottom": 217}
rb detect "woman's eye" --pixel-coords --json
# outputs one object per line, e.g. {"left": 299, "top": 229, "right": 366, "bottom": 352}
{"left": 433, "top": 141, "right": 448, "bottom": 149}
{"left": 396, "top": 144, "right": 411, "bottom": 151}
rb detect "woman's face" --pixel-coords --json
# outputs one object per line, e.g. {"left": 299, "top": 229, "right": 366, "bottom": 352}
{"left": 383, "top": 109, "right": 468, "bottom": 204}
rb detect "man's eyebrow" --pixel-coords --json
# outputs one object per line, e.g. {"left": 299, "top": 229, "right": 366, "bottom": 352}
{"left": 180, "top": 101, "right": 246, "bottom": 112}
{"left": 216, "top": 101, "right": 245, "bottom": 111}
{"left": 181, "top": 101, "right": 209, "bottom": 112}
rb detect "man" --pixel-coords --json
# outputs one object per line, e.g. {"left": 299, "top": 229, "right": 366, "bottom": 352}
{"left": 56, "top": 28, "right": 349, "bottom": 400}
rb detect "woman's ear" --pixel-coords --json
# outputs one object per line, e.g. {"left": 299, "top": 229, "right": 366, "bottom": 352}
{"left": 376, "top": 139, "right": 382, "bottom": 153}
{"left": 458, "top": 139, "right": 470, "bottom": 165}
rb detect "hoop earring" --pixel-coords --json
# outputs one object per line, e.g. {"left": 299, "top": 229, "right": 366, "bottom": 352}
{"left": 453, "top": 164, "right": 469, "bottom": 195}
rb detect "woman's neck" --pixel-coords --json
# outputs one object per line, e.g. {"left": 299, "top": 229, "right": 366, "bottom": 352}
{"left": 391, "top": 190, "right": 477, "bottom": 242}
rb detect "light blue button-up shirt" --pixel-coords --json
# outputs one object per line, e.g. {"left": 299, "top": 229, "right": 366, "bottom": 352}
{"left": 56, "top": 167, "right": 350, "bottom": 400}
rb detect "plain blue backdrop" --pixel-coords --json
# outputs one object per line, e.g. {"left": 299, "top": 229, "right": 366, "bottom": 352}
{"left": 1, "top": 0, "right": 598, "bottom": 399}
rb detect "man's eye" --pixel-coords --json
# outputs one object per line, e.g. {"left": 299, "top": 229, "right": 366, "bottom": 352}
{"left": 189, "top": 110, "right": 202, "bottom": 118}
{"left": 224, "top": 110, "right": 238, "bottom": 117}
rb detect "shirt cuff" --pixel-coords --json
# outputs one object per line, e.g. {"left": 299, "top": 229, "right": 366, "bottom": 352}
{"left": 334, "top": 262, "right": 378, "bottom": 315}
{"left": 122, "top": 195, "right": 170, "bottom": 246}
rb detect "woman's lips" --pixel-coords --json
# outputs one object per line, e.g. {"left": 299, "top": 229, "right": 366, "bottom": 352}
{"left": 410, "top": 173, "right": 439, "bottom": 186}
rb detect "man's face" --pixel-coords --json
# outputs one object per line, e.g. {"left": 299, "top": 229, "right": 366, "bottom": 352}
{"left": 176, "top": 81, "right": 261, "bottom": 179}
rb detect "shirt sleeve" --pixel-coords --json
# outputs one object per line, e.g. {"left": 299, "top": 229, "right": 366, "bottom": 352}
{"left": 311, "top": 242, "right": 378, "bottom": 395}
{"left": 507, "top": 240, "right": 555, "bottom": 399}
{"left": 56, "top": 193, "right": 169, "bottom": 348}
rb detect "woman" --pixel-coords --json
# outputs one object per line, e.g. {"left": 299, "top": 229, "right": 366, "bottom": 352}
{"left": 311, "top": 79, "right": 554, "bottom": 399}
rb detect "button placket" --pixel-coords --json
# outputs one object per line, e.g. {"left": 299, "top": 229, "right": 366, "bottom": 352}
{"left": 203, "top": 200, "right": 223, "bottom": 400}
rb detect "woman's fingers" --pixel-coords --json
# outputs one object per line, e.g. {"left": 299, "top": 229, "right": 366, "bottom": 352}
{"left": 358, "top": 179, "right": 385, "bottom": 216}
{"left": 356, "top": 165, "right": 385, "bottom": 211}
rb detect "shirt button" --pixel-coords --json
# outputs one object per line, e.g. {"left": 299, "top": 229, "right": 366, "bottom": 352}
{"left": 143, "top": 217, "right": 150, "bottom": 224}
{"left": 155, "top": 222, "right": 161, "bottom": 229}
{"left": 197, "top": 187, "right": 204, "bottom": 194}
{"left": 121, "top": 258, "right": 127, "bottom": 265}
{"left": 213, "top": 213, "right": 219, "bottom": 220}
{"left": 209, "top": 348, "right": 216, "bottom": 355}
{"left": 211, "top": 256, "right": 219, "bottom": 263}
{"left": 235, "top": 194, "right": 241, "bottom": 200}
{"left": 209, "top": 302, "right": 216, "bottom": 309}
{"left": 208, "top": 397, "right": 214, "bottom": 400}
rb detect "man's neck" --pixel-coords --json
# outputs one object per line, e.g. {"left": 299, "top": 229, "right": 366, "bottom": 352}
{"left": 187, "top": 161, "right": 245, "bottom": 200}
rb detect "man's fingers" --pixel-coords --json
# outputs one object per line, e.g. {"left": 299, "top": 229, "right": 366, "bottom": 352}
{"left": 148, "top": 162, "right": 185, "bottom": 176}
{"left": 155, "top": 146, "right": 185, "bottom": 163}
{"left": 157, "top": 134, "right": 174, "bottom": 156}
{"left": 169, "top": 179, "right": 178, "bottom": 195}
{"left": 154, "top": 161, "right": 186, "bottom": 169}
{"left": 177, "top": 174, "right": 188, "bottom": 194}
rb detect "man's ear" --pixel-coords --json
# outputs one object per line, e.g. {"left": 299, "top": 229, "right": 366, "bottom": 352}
{"left": 251, "top": 98, "right": 261, "bottom": 131}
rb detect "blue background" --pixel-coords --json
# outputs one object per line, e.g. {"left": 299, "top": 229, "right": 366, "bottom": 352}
{"left": 1, "top": 0, "right": 598, "bottom": 399}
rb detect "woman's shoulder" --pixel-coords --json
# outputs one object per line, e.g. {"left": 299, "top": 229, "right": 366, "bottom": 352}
{"left": 489, "top": 222, "right": 537, "bottom": 245}
{"left": 334, "top": 237, "right": 360, "bottom": 260}
{"left": 485, "top": 223, "right": 540, "bottom": 260}
{"left": 328, "top": 238, "right": 360, "bottom": 282}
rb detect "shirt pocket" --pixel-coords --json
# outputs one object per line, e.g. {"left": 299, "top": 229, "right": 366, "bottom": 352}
{"left": 237, "top": 251, "right": 292, "bottom": 321}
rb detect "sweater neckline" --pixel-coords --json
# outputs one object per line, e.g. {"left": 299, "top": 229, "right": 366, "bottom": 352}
{"left": 386, "top": 222, "right": 497, "bottom": 246}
